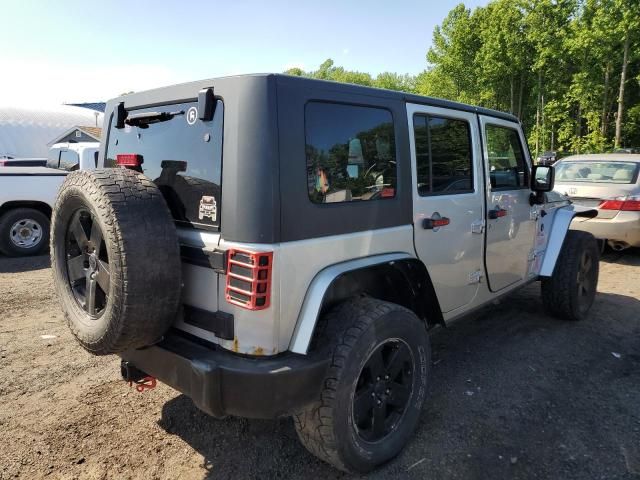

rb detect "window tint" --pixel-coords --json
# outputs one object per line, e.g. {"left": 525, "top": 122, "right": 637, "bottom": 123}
{"left": 305, "top": 102, "right": 396, "bottom": 204}
{"left": 413, "top": 115, "right": 473, "bottom": 196}
{"left": 59, "top": 150, "right": 79, "bottom": 171}
{"left": 485, "top": 125, "right": 528, "bottom": 189}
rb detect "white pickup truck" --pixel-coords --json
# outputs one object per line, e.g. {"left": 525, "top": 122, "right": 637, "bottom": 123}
{"left": 0, "top": 143, "right": 99, "bottom": 256}
{"left": 0, "top": 167, "right": 68, "bottom": 256}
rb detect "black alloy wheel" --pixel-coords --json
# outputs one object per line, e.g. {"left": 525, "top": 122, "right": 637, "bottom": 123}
{"left": 352, "top": 339, "right": 414, "bottom": 443}
{"left": 294, "top": 298, "right": 430, "bottom": 473}
{"left": 65, "top": 208, "right": 110, "bottom": 317}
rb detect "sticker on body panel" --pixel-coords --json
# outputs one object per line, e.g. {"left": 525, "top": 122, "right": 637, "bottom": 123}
{"left": 186, "top": 107, "right": 198, "bottom": 125}
{"left": 198, "top": 195, "right": 217, "bottom": 221}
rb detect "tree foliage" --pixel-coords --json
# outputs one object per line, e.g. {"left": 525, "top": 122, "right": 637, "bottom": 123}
{"left": 285, "top": 0, "right": 640, "bottom": 154}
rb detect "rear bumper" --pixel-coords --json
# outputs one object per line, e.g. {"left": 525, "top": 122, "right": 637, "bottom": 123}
{"left": 571, "top": 211, "right": 640, "bottom": 247}
{"left": 120, "top": 332, "right": 329, "bottom": 419}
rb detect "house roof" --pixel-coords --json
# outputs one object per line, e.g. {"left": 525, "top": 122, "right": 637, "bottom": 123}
{"left": 47, "top": 125, "right": 102, "bottom": 146}
{"left": 78, "top": 126, "right": 102, "bottom": 139}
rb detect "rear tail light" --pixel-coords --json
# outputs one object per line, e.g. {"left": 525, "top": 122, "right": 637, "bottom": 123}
{"left": 116, "top": 154, "right": 143, "bottom": 167}
{"left": 225, "top": 249, "right": 273, "bottom": 310}
{"left": 600, "top": 195, "right": 640, "bottom": 211}
{"left": 0, "top": 160, "right": 5, "bottom": 166}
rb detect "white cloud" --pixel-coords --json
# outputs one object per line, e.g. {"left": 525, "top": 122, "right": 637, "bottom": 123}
{"left": 0, "top": 58, "right": 186, "bottom": 107}
{"left": 342, "top": 48, "right": 350, "bottom": 55}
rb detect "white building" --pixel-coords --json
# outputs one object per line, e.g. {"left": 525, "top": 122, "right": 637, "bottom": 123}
{"left": 0, "top": 105, "right": 103, "bottom": 159}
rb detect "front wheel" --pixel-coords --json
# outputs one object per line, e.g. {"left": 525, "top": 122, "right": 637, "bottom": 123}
{"left": 294, "top": 297, "right": 430, "bottom": 473}
{"left": 541, "top": 230, "right": 599, "bottom": 321}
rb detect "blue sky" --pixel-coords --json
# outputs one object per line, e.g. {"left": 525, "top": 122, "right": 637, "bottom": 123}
{"left": 0, "top": 0, "right": 488, "bottom": 106}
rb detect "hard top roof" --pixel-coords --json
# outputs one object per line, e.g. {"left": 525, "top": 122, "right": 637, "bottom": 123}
{"left": 112, "top": 73, "right": 520, "bottom": 123}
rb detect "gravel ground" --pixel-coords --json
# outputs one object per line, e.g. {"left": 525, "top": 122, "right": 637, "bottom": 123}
{"left": 0, "top": 249, "right": 639, "bottom": 480}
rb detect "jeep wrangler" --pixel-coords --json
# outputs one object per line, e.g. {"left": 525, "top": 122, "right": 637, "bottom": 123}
{"left": 50, "top": 74, "right": 599, "bottom": 473}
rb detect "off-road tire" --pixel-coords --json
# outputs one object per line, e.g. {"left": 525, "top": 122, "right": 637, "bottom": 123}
{"left": 50, "top": 169, "right": 182, "bottom": 354}
{"left": 0, "top": 208, "right": 50, "bottom": 256}
{"left": 541, "top": 230, "right": 599, "bottom": 321}
{"left": 294, "top": 297, "right": 430, "bottom": 473}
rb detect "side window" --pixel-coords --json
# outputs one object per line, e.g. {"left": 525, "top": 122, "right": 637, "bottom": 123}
{"left": 58, "top": 150, "right": 80, "bottom": 171}
{"left": 413, "top": 114, "right": 473, "bottom": 196}
{"left": 485, "top": 125, "right": 528, "bottom": 189}
{"left": 305, "top": 102, "right": 396, "bottom": 204}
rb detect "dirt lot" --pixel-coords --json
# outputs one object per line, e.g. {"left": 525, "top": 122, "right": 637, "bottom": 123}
{"left": 0, "top": 250, "right": 639, "bottom": 480}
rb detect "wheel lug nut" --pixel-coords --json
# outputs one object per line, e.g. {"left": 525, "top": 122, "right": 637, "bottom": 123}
{"left": 385, "top": 388, "right": 390, "bottom": 394}
{"left": 376, "top": 376, "right": 380, "bottom": 381}
{"left": 371, "top": 392, "right": 375, "bottom": 397}
{"left": 384, "top": 375, "right": 389, "bottom": 380}
{"left": 376, "top": 400, "right": 381, "bottom": 405}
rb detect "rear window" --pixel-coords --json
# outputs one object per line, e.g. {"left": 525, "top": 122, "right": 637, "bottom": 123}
{"left": 555, "top": 161, "right": 639, "bottom": 184}
{"left": 46, "top": 150, "right": 78, "bottom": 171}
{"left": 305, "top": 102, "right": 397, "bottom": 204}
{"left": 105, "top": 100, "right": 223, "bottom": 230}
{"left": 59, "top": 150, "right": 79, "bottom": 171}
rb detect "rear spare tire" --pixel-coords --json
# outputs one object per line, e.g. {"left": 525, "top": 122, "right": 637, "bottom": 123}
{"left": 50, "top": 169, "right": 182, "bottom": 355}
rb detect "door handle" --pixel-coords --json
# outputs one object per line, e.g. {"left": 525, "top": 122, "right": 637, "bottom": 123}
{"left": 488, "top": 208, "right": 508, "bottom": 219}
{"left": 422, "top": 217, "right": 450, "bottom": 229}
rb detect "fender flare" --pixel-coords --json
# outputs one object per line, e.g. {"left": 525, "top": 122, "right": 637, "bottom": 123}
{"left": 288, "top": 253, "right": 414, "bottom": 355}
{"left": 539, "top": 204, "right": 597, "bottom": 277}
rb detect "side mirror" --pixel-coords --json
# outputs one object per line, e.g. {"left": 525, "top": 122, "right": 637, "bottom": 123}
{"left": 530, "top": 165, "right": 555, "bottom": 205}
{"left": 531, "top": 165, "right": 555, "bottom": 192}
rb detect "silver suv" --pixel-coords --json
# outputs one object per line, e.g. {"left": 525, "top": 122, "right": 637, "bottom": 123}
{"left": 49, "top": 74, "right": 599, "bottom": 473}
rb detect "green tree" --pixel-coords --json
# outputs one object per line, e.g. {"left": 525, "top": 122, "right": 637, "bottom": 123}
{"left": 284, "top": 0, "right": 640, "bottom": 153}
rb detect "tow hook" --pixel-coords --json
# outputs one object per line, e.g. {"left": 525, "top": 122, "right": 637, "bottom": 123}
{"left": 130, "top": 376, "right": 157, "bottom": 392}
{"left": 121, "top": 360, "right": 157, "bottom": 392}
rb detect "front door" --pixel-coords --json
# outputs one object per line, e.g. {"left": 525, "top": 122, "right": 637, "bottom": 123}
{"left": 479, "top": 116, "right": 536, "bottom": 291}
{"left": 408, "top": 104, "right": 484, "bottom": 314}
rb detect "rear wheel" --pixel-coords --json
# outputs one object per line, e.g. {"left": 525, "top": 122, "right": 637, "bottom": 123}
{"left": 294, "top": 297, "right": 430, "bottom": 473}
{"left": 541, "top": 230, "right": 599, "bottom": 321}
{"left": 0, "top": 208, "right": 50, "bottom": 257}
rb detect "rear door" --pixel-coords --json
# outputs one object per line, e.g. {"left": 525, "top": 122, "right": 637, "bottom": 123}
{"left": 479, "top": 116, "right": 535, "bottom": 291}
{"left": 104, "top": 100, "right": 224, "bottom": 337}
{"left": 408, "top": 104, "right": 484, "bottom": 313}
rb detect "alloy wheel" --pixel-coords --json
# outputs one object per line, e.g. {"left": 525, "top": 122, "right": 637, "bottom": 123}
{"left": 352, "top": 339, "right": 414, "bottom": 442}
{"left": 65, "top": 209, "right": 110, "bottom": 317}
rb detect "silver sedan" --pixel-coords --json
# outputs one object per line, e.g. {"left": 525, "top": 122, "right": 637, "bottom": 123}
{"left": 553, "top": 154, "right": 640, "bottom": 250}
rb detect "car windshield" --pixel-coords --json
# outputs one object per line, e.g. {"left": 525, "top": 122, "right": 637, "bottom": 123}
{"left": 555, "top": 161, "right": 639, "bottom": 184}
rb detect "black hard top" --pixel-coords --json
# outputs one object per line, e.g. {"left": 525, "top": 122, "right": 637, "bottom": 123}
{"left": 101, "top": 73, "right": 520, "bottom": 244}
{"left": 110, "top": 73, "right": 519, "bottom": 123}
{"left": 276, "top": 74, "right": 519, "bottom": 122}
